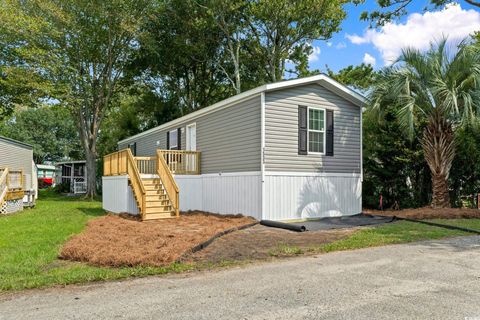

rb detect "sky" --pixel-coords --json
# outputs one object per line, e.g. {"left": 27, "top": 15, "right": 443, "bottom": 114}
{"left": 305, "top": 1, "right": 480, "bottom": 73}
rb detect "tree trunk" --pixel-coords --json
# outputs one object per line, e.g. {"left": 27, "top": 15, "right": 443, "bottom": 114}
{"left": 77, "top": 107, "right": 100, "bottom": 199}
{"left": 421, "top": 113, "right": 455, "bottom": 208}
{"left": 85, "top": 149, "right": 97, "bottom": 199}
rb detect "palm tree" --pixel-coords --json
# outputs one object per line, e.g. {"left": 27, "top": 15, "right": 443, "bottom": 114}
{"left": 369, "top": 39, "right": 480, "bottom": 208}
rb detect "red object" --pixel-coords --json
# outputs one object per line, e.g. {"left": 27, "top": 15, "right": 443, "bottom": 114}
{"left": 38, "top": 177, "right": 53, "bottom": 185}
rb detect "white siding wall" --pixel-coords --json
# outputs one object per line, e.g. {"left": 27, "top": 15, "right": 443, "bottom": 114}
{"left": 102, "top": 176, "right": 139, "bottom": 215}
{"left": 263, "top": 172, "right": 362, "bottom": 221}
{"left": 174, "top": 172, "right": 262, "bottom": 220}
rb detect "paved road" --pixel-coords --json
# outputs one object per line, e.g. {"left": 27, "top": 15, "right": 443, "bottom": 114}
{"left": 2, "top": 236, "right": 480, "bottom": 320}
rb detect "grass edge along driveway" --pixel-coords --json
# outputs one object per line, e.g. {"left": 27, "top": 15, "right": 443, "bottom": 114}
{"left": 1, "top": 191, "right": 480, "bottom": 292}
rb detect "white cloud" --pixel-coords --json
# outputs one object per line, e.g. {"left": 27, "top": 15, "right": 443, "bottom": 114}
{"left": 345, "top": 34, "right": 368, "bottom": 45}
{"left": 335, "top": 42, "right": 347, "bottom": 49}
{"left": 363, "top": 53, "right": 376, "bottom": 66}
{"left": 308, "top": 46, "right": 321, "bottom": 62}
{"left": 326, "top": 41, "right": 333, "bottom": 47}
{"left": 346, "top": 3, "right": 480, "bottom": 64}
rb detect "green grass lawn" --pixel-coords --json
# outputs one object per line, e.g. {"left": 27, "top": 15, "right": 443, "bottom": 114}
{"left": 1, "top": 191, "right": 480, "bottom": 292}
{"left": 0, "top": 190, "right": 196, "bottom": 291}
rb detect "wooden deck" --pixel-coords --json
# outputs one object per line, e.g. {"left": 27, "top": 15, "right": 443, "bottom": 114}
{"left": 103, "top": 149, "right": 199, "bottom": 220}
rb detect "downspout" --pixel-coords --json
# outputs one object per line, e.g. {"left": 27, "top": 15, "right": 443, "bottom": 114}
{"left": 260, "top": 92, "right": 266, "bottom": 220}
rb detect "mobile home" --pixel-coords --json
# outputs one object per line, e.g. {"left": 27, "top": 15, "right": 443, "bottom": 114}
{"left": 103, "top": 74, "right": 364, "bottom": 221}
{"left": 0, "top": 136, "right": 37, "bottom": 214}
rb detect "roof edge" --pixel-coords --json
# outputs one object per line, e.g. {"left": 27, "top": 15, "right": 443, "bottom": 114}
{"left": 0, "top": 135, "right": 33, "bottom": 150}
{"left": 118, "top": 74, "right": 366, "bottom": 145}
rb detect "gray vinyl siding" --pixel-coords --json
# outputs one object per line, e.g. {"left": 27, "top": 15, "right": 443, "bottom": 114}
{"left": 264, "top": 83, "right": 361, "bottom": 173}
{"left": 0, "top": 138, "right": 34, "bottom": 189}
{"left": 119, "top": 96, "right": 261, "bottom": 174}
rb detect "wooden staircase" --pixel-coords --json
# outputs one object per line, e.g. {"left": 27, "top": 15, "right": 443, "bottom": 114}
{"left": 141, "top": 178, "right": 175, "bottom": 220}
{"left": 104, "top": 149, "right": 180, "bottom": 221}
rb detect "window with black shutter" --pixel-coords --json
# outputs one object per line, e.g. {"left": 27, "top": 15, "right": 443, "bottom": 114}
{"left": 307, "top": 107, "right": 325, "bottom": 153}
{"left": 299, "top": 106, "right": 334, "bottom": 156}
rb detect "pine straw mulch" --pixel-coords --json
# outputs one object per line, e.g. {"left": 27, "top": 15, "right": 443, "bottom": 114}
{"left": 364, "top": 207, "right": 480, "bottom": 220}
{"left": 60, "top": 212, "right": 256, "bottom": 267}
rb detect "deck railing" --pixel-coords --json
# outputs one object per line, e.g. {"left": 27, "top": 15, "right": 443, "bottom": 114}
{"left": 0, "top": 168, "right": 8, "bottom": 206}
{"left": 104, "top": 149, "right": 146, "bottom": 218}
{"left": 156, "top": 150, "right": 179, "bottom": 217}
{"left": 159, "top": 150, "right": 201, "bottom": 175}
{"left": 135, "top": 157, "right": 157, "bottom": 175}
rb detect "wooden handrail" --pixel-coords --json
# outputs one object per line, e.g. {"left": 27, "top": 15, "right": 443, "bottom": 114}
{"left": 104, "top": 149, "right": 146, "bottom": 218}
{"left": 156, "top": 150, "right": 180, "bottom": 217}
{"left": 158, "top": 150, "right": 201, "bottom": 175}
{"left": 0, "top": 168, "right": 9, "bottom": 206}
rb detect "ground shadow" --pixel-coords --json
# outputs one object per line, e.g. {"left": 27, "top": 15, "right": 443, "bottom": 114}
{"left": 77, "top": 207, "right": 106, "bottom": 217}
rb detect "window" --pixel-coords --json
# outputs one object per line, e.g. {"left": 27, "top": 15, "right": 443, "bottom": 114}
{"left": 308, "top": 107, "right": 325, "bottom": 153}
{"left": 169, "top": 129, "right": 178, "bottom": 150}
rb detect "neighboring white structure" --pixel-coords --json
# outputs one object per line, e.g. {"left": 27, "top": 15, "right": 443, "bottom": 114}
{"left": 104, "top": 74, "right": 364, "bottom": 221}
{"left": 55, "top": 160, "right": 87, "bottom": 194}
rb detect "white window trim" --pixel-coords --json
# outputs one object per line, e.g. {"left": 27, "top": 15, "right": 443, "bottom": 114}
{"left": 307, "top": 106, "right": 326, "bottom": 155}
{"left": 169, "top": 129, "right": 178, "bottom": 150}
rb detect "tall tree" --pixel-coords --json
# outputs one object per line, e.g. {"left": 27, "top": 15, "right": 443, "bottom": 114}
{"left": 353, "top": 0, "right": 480, "bottom": 27}
{"left": 0, "top": 106, "right": 82, "bottom": 163}
{"left": 245, "top": 0, "right": 348, "bottom": 82}
{"left": 327, "top": 63, "right": 377, "bottom": 90}
{"left": 201, "top": 0, "right": 248, "bottom": 94}
{"left": 135, "top": 0, "right": 232, "bottom": 114}
{"left": 0, "top": 0, "right": 153, "bottom": 197}
{"left": 363, "top": 106, "right": 431, "bottom": 209}
{"left": 369, "top": 40, "right": 480, "bottom": 208}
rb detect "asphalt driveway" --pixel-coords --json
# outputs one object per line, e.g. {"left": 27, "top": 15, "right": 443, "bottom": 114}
{"left": 1, "top": 236, "right": 480, "bottom": 320}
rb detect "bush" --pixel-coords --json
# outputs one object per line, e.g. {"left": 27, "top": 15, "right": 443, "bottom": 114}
{"left": 53, "top": 181, "right": 70, "bottom": 194}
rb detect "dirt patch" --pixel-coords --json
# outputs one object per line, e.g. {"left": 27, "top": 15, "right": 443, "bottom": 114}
{"left": 365, "top": 207, "right": 480, "bottom": 220}
{"left": 60, "top": 212, "right": 256, "bottom": 267}
{"left": 182, "top": 225, "right": 356, "bottom": 264}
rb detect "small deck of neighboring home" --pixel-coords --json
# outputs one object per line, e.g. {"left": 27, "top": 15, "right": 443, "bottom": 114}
{"left": 0, "top": 136, "right": 37, "bottom": 214}
{"left": 55, "top": 160, "right": 88, "bottom": 194}
{"left": 103, "top": 149, "right": 200, "bottom": 220}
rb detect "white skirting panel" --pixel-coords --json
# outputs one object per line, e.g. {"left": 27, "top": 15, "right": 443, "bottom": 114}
{"left": 263, "top": 172, "right": 362, "bottom": 221}
{"left": 174, "top": 172, "right": 262, "bottom": 220}
{"left": 102, "top": 176, "right": 139, "bottom": 215}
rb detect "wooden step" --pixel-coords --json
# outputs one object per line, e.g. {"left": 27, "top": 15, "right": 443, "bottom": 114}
{"left": 146, "top": 199, "right": 171, "bottom": 207}
{"left": 145, "top": 185, "right": 163, "bottom": 191}
{"left": 145, "top": 194, "right": 169, "bottom": 201}
{"left": 145, "top": 206, "right": 172, "bottom": 214}
{"left": 143, "top": 212, "right": 176, "bottom": 220}
{"left": 145, "top": 190, "right": 166, "bottom": 197}
{"left": 142, "top": 180, "right": 161, "bottom": 186}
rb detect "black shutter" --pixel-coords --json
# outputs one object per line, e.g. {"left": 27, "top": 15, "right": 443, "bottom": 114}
{"left": 298, "top": 105, "right": 308, "bottom": 155}
{"left": 326, "top": 110, "right": 334, "bottom": 156}
{"left": 177, "top": 128, "right": 182, "bottom": 150}
{"left": 166, "top": 132, "right": 170, "bottom": 150}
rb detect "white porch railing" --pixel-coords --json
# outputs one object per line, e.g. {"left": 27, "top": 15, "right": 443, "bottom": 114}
{"left": 73, "top": 180, "right": 87, "bottom": 194}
